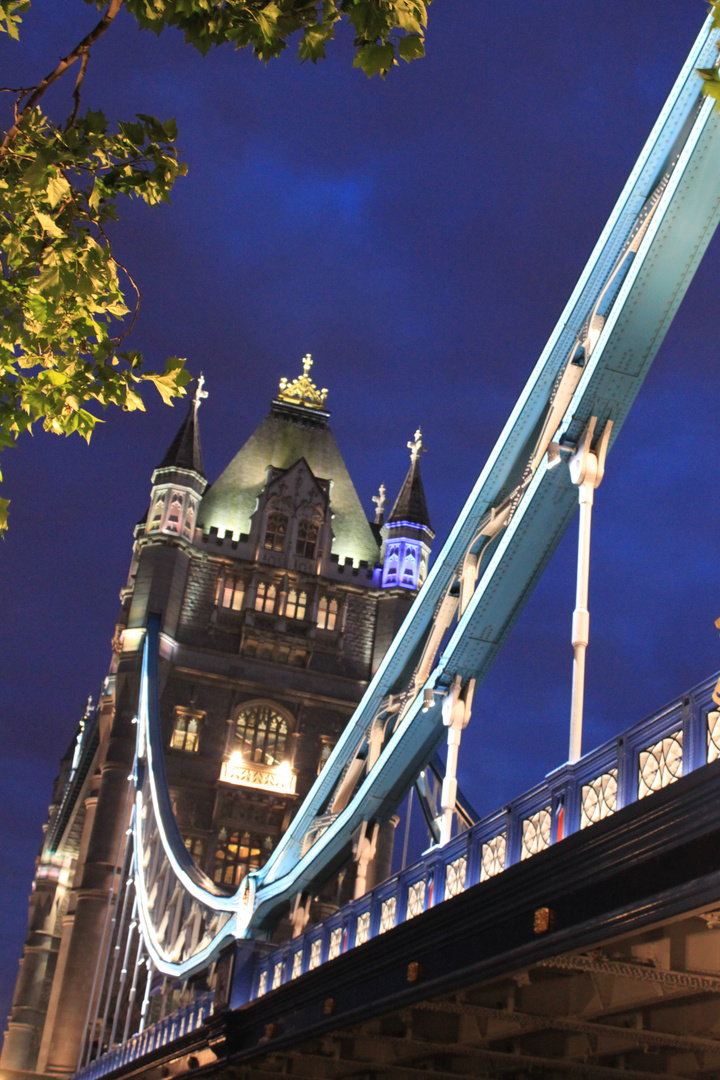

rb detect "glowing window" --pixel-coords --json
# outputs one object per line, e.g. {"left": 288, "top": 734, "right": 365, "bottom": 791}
{"left": 317, "top": 596, "right": 338, "bottom": 631}
{"left": 296, "top": 520, "right": 319, "bottom": 559}
{"left": 253, "top": 583, "right": 276, "bottom": 617}
{"left": 384, "top": 544, "right": 400, "bottom": 585}
{"left": 220, "top": 575, "right": 244, "bottom": 611}
{"left": 264, "top": 513, "right": 288, "bottom": 552}
{"left": 149, "top": 493, "right": 165, "bottom": 530}
{"left": 213, "top": 828, "right": 274, "bottom": 889}
{"left": 285, "top": 589, "right": 307, "bottom": 620}
{"left": 235, "top": 704, "right": 289, "bottom": 765}
{"left": 165, "top": 493, "right": 183, "bottom": 533}
{"left": 401, "top": 547, "right": 417, "bottom": 586}
{"left": 255, "top": 582, "right": 276, "bottom": 613}
{"left": 170, "top": 709, "right": 202, "bottom": 752}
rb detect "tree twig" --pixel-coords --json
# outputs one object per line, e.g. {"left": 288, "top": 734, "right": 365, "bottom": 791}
{"left": 65, "top": 47, "right": 90, "bottom": 132}
{"left": 97, "top": 224, "right": 142, "bottom": 347}
{"left": 0, "top": 0, "right": 123, "bottom": 157}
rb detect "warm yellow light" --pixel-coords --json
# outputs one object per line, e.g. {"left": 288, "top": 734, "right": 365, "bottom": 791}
{"left": 278, "top": 760, "right": 292, "bottom": 776}
{"left": 229, "top": 751, "right": 244, "bottom": 766}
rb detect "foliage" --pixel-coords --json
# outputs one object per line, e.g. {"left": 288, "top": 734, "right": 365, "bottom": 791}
{"left": 0, "top": 0, "right": 431, "bottom": 531}
{"left": 699, "top": 3, "right": 720, "bottom": 104}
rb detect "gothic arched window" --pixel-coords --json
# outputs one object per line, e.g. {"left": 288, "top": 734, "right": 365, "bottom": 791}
{"left": 234, "top": 703, "right": 290, "bottom": 765}
{"left": 149, "top": 493, "right": 166, "bottom": 531}
{"left": 254, "top": 582, "right": 276, "bottom": 613}
{"left": 295, "top": 519, "right": 319, "bottom": 559}
{"left": 317, "top": 596, "right": 338, "bottom": 631}
{"left": 264, "top": 513, "right": 288, "bottom": 552}
{"left": 401, "top": 547, "right": 417, "bottom": 586}
{"left": 170, "top": 709, "right": 202, "bottom": 752}
{"left": 165, "top": 493, "right": 183, "bottom": 533}
{"left": 213, "top": 829, "right": 275, "bottom": 889}
{"left": 384, "top": 544, "right": 400, "bottom": 585}
{"left": 285, "top": 589, "right": 307, "bottom": 620}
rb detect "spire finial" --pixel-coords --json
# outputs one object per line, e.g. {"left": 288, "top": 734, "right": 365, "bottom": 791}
{"left": 372, "top": 483, "right": 386, "bottom": 525}
{"left": 277, "top": 353, "right": 328, "bottom": 410}
{"left": 408, "top": 428, "right": 426, "bottom": 464}
{"left": 194, "top": 373, "right": 208, "bottom": 410}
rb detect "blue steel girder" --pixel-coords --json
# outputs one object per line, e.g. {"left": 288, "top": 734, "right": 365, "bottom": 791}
{"left": 250, "top": 15, "right": 720, "bottom": 925}
{"left": 130, "top": 13, "right": 720, "bottom": 971}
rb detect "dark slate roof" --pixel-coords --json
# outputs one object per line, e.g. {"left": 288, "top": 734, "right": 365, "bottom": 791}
{"left": 387, "top": 457, "right": 432, "bottom": 531}
{"left": 156, "top": 399, "right": 204, "bottom": 476}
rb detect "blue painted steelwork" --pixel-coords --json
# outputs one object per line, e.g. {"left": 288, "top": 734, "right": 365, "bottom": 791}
{"left": 250, "top": 12, "right": 720, "bottom": 925}
{"left": 251, "top": 670, "right": 718, "bottom": 996}
{"left": 126, "top": 10, "right": 720, "bottom": 976}
{"left": 75, "top": 992, "right": 214, "bottom": 1080}
{"left": 75, "top": 669, "right": 720, "bottom": 1080}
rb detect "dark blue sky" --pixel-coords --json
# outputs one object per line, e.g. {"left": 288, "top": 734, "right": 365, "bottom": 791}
{"left": 2, "top": 0, "right": 720, "bottom": 1030}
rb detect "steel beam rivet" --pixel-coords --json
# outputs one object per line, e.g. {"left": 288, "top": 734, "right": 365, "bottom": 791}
{"left": 407, "top": 961, "right": 423, "bottom": 983}
{"left": 323, "top": 997, "right": 336, "bottom": 1016}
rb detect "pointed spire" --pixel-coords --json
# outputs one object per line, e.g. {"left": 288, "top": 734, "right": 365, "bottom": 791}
{"left": 387, "top": 427, "right": 432, "bottom": 531}
{"left": 156, "top": 375, "right": 206, "bottom": 476}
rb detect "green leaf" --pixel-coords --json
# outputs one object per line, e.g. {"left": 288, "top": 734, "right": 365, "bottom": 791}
{"left": 46, "top": 174, "right": 71, "bottom": 208}
{"left": 34, "top": 210, "right": 65, "bottom": 238}
{"left": 353, "top": 42, "right": 395, "bottom": 79}
{"left": 398, "top": 34, "right": 425, "bottom": 62}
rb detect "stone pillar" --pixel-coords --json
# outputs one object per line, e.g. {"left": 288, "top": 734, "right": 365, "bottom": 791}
{"left": 38, "top": 699, "right": 135, "bottom": 1077}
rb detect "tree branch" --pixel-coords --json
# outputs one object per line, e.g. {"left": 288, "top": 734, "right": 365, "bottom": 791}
{"left": 65, "top": 47, "right": 90, "bottom": 132}
{"left": 0, "top": 0, "right": 123, "bottom": 157}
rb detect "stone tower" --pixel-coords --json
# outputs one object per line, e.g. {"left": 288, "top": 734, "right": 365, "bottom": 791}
{"left": 1, "top": 359, "right": 433, "bottom": 1079}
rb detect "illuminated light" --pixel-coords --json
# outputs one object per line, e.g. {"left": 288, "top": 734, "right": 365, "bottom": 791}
{"left": 122, "top": 628, "right": 146, "bottom": 653}
{"left": 220, "top": 758, "right": 297, "bottom": 795}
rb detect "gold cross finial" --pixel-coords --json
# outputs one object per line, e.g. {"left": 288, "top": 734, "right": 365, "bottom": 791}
{"left": 408, "top": 428, "right": 426, "bottom": 464}
{"left": 277, "top": 354, "right": 328, "bottom": 410}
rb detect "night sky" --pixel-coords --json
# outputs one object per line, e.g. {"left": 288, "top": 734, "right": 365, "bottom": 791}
{"left": 3, "top": 0, "right": 720, "bottom": 1034}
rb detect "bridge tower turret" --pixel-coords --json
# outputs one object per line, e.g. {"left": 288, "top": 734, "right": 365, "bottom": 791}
{"left": 380, "top": 428, "right": 434, "bottom": 591}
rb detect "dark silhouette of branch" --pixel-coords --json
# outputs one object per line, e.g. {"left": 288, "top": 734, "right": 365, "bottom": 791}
{"left": 1, "top": 0, "right": 123, "bottom": 156}
{"left": 65, "top": 47, "right": 90, "bottom": 132}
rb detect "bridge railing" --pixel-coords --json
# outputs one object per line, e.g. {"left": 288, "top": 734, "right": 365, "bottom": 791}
{"left": 252, "top": 670, "right": 719, "bottom": 998}
{"left": 71, "top": 669, "right": 720, "bottom": 1080}
{"left": 75, "top": 991, "right": 215, "bottom": 1080}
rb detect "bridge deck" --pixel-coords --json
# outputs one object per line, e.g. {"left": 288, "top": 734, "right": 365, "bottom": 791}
{"left": 78, "top": 670, "right": 720, "bottom": 1079}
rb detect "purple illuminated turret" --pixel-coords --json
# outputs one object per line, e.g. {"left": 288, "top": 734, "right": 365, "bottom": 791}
{"left": 381, "top": 429, "right": 434, "bottom": 590}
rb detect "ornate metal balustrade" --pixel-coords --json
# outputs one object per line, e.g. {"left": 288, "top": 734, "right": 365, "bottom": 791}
{"left": 250, "top": 670, "right": 717, "bottom": 999}
{"left": 73, "top": 668, "right": 720, "bottom": 1080}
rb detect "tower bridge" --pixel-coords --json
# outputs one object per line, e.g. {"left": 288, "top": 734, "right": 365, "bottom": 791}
{"left": 6, "top": 9, "right": 720, "bottom": 1080}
